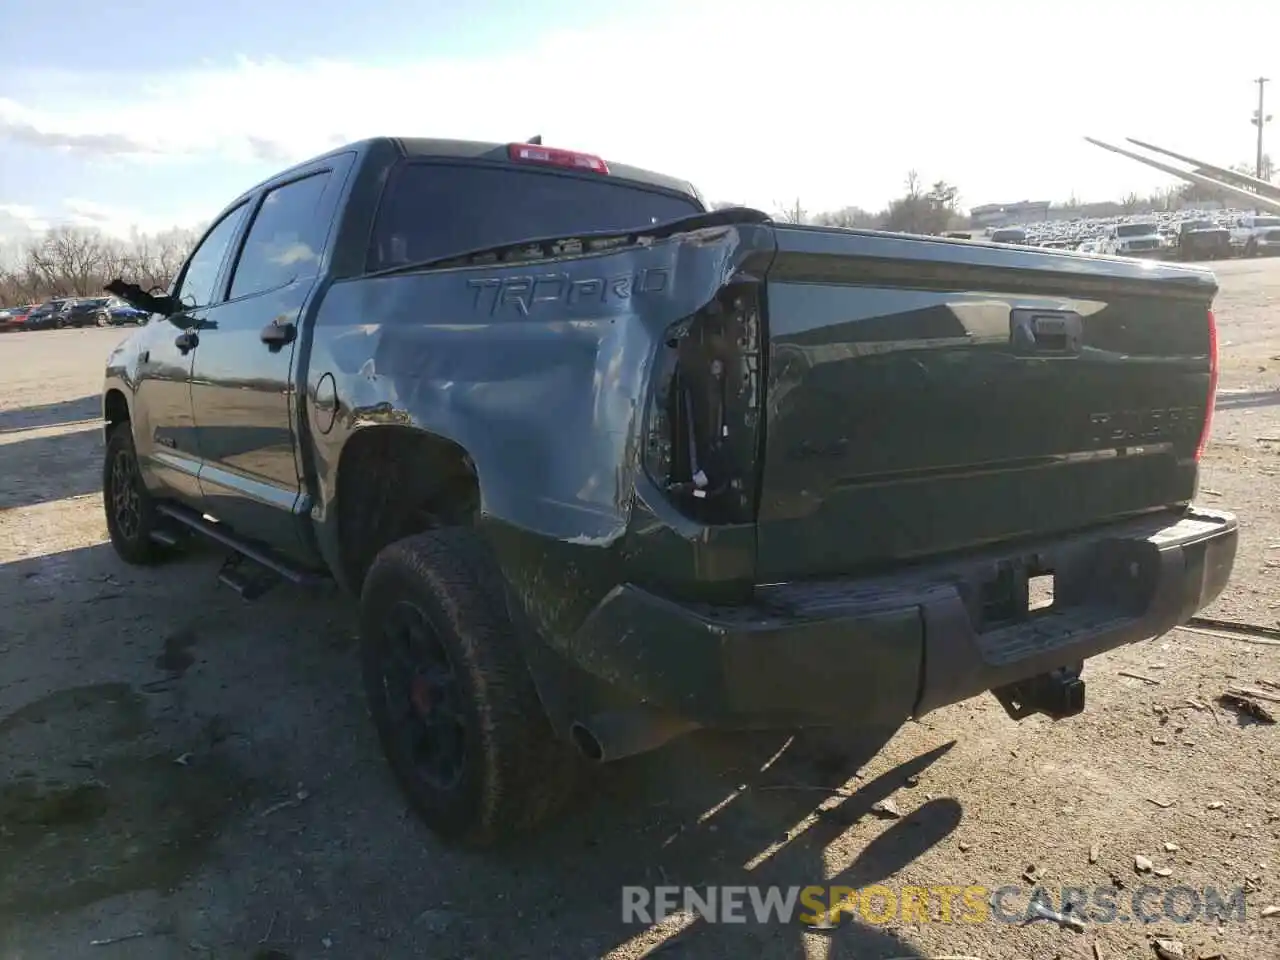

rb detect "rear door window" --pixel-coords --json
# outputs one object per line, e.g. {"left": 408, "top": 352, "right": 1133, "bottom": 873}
{"left": 368, "top": 163, "right": 701, "bottom": 270}
{"left": 229, "top": 172, "right": 333, "bottom": 300}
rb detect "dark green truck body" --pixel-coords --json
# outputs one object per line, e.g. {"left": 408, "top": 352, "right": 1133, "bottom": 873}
{"left": 103, "top": 137, "right": 1237, "bottom": 756}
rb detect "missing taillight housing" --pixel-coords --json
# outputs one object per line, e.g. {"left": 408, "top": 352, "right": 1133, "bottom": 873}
{"left": 1194, "top": 307, "right": 1218, "bottom": 462}
{"left": 642, "top": 283, "right": 764, "bottom": 523}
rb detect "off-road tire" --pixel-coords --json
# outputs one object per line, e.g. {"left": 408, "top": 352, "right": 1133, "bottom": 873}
{"left": 103, "top": 424, "right": 166, "bottom": 565}
{"left": 359, "top": 528, "right": 578, "bottom": 846}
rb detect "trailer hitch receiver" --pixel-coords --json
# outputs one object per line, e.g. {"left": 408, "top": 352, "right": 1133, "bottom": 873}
{"left": 993, "top": 665, "right": 1086, "bottom": 721}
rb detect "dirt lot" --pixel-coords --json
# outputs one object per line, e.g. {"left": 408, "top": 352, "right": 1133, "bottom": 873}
{"left": 1, "top": 262, "right": 1277, "bottom": 960}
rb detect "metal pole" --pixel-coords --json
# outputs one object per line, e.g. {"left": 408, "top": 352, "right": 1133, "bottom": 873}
{"left": 1254, "top": 77, "right": 1270, "bottom": 181}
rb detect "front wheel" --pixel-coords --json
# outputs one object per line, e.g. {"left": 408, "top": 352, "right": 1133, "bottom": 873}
{"left": 96, "top": 313, "right": 109, "bottom": 327}
{"left": 360, "top": 528, "right": 578, "bottom": 846}
{"left": 103, "top": 424, "right": 166, "bottom": 565}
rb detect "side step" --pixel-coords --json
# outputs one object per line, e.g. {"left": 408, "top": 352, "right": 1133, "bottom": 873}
{"left": 149, "top": 528, "right": 182, "bottom": 548}
{"left": 154, "top": 503, "right": 333, "bottom": 598}
{"left": 218, "top": 552, "right": 281, "bottom": 601}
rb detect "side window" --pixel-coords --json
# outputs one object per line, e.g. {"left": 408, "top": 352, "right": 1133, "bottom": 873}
{"left": 175, "top": 204, "right": 250, "bottom": 308}
{"left": 228, "top": 172, "right": 332, "bottom": 300}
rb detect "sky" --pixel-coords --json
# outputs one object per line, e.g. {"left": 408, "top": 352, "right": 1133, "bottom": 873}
{"left": 1, "top": 0, "right": 1278, "bottom": 242}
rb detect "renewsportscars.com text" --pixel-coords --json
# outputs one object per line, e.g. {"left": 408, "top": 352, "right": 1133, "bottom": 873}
{"left": 621, "top": 884, "right": 1248, "bottom": 926}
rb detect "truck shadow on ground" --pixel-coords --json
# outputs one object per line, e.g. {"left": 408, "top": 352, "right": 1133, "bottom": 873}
{"left": 535, "top": 735, "right": 961, "bottom": 959}
{"left": 1215, "top": 389, "right": 1280, "bottom": 412}
{"left": 0, "top": 395, "right": 100, "bottom": 433}
{"left": 0, "top": 426, "right": 102, "bottom": 509}
{"left": 0, "top": 539, "right": 960, "bottom": 959}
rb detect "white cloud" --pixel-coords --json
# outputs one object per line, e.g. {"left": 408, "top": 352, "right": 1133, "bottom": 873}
{"left": 0, "top": 204, "right": 49, "bottom": 237}
{"left": 0, "top": 198, "right": 205, "bottom": 243}
{"left": 59, "top": 198, "right": 205, "bottom": 237}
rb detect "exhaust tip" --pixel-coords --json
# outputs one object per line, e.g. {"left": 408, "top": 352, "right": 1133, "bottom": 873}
{"left": 570, "top": 722, "right": 604, "bottom": 763}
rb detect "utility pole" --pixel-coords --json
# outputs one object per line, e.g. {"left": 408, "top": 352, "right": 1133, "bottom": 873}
{"left": 1253, "top": 76, "right": 1271, "bottom": 181}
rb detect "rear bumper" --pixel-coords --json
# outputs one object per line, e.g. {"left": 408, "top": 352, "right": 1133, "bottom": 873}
{"left": 566, "top": 508, "right": 1236, "bottom": 729}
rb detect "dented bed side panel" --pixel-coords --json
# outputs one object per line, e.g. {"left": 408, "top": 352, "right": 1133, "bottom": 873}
{"left": 304, "top": 224, "right": 776, "bottom": 642}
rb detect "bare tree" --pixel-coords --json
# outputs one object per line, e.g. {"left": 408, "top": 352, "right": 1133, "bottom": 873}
{"left": 0, "top": 224, "right": 198, "bottom": 306}
{"left": 883, "top": 175, "right": 961, "bottom": 235}
{"left": 773, "top": 198, "right": 808, "bottom": 224}
{"left": 811, "top": 206, "right": 879, "bottom": 229}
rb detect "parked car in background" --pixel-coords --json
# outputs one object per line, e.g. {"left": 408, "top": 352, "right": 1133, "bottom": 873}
{"left": 64, "top": 297, "right": 118, "bottom": 327}
{"left": 1174, "top": 219, "right": 1232, "bottom": 261}
{"left": 0, "top": 303, "right": 35, "bottom": 330}
{"left": 107, "top": 297, "right": 149, "bottom": 325}
{"left": 989, "top": 227, "right": 1028, "bottom": 245}
{"left": 1101, "top": 222, "right": 1162, "bottom": 258}
{"left": 1229, "top": 213, "right": 1280, "bottom": 257}
{"left": 24, "top": 298, "right": 75, "bottom": 329}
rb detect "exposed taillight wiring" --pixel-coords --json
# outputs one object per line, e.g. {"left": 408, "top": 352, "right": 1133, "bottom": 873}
{"left": 640, "top": 287, "right": 762, "bottom": 523}
{"left": 1194, "top": 307, "right": 1218, "bottom": 462}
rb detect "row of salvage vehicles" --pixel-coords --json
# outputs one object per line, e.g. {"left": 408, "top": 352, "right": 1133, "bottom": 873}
{"left": 971, "top": 213, "right": 1280, "bottom": 262}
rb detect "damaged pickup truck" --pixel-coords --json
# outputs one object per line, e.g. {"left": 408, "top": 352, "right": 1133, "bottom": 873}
{"left": 101, "top": 136, "right": 1237, "bottom": 846}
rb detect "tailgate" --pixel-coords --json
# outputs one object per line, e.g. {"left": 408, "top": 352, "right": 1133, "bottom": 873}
{"left": 755, "top": 227, "right": 1217, "bottom": 582}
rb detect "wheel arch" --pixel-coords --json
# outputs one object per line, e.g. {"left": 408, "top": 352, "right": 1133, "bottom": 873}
{"left": 331, "top": 424, "right": 480, "bottom": 595}
{"left": 103, "top": 386, "right": 130, "bottom": 429}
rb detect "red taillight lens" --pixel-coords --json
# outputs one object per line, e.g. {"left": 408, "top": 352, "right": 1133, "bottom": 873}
{"left": 507, "top": 143, "right": 609, "bottom": 174}
{"left": 1195, "top": 307, "right": 1218, "bottom": 462}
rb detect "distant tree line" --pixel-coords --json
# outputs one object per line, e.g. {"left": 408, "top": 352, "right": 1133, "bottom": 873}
{"left": 0, "top": 226, "right": 200, "bottom": 306}
{"left": 730, "top": 157, "right": 1277, "bottom": 232}
{"left": 715, "top": 170, "right": 966, "bottom": 234}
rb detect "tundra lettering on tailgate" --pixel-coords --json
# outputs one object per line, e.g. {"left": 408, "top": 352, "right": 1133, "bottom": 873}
{"left": 1088, "top": 406, "right": 1201, "bottom": 446}
{"left": 468, "top": 268, "right": 670, "bottom": 317}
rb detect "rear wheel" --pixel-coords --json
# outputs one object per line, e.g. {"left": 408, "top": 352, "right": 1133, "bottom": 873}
{"left": 359, "top": 528, "right": 578, "bottom": 846}
{"left": 103, "top": 424, "right": 166, "bottom": 565}
{"left": 1245, "top": 239, "right": 1259, "bottom": 258}
{"left": 96, "top": 313, "right": 109, "bottom": 327}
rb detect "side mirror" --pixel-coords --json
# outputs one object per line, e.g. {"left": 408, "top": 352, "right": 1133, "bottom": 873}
{"left": 104, "top": 278, "right": 182, "bottom": 317}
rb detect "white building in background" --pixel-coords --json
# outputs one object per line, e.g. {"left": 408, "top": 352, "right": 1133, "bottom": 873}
{"left": 970, "top": 201, "right": 1052, "bottom": 227}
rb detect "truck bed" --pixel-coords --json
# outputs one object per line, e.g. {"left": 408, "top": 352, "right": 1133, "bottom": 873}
{"left": 753, "top": 226, "right": 1217, "bottom": 580}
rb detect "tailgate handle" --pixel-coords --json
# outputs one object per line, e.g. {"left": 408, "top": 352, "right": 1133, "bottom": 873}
{"left": 1010, "top": 308, "right": 1082, "bottom": 355}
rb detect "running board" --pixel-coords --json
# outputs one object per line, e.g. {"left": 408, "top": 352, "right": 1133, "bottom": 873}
{"left": 153, "top": 503, "right": 332, "bottom": 591}
{"left": 218, "top": 552, "right": 280, "bottom": 601}
{"left": 149, "top": 528, "right": 182, "bottom": 548}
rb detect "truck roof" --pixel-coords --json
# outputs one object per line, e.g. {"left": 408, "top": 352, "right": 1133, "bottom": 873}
{"left": 393, "top": 138, "right": 699, "bottom": 198}
{"left": 237, "top": 136, "right": 700, "bottom": 206}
